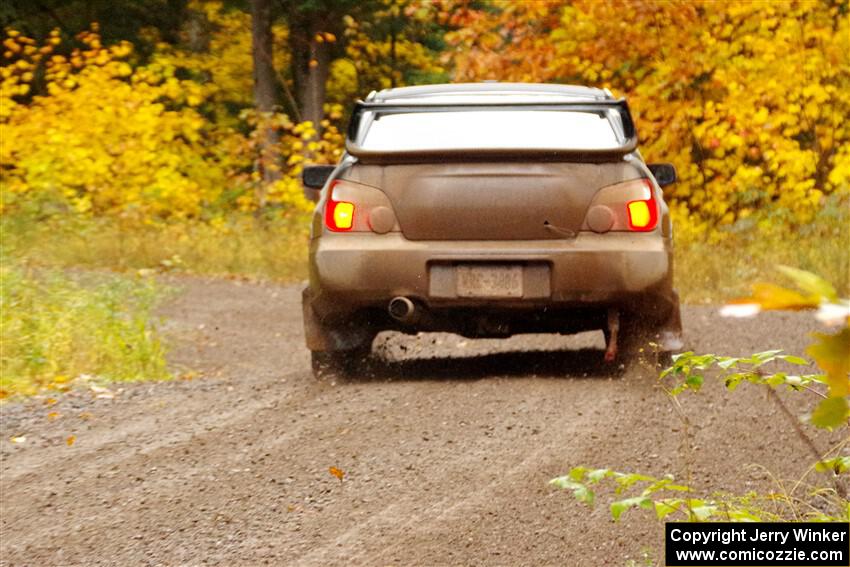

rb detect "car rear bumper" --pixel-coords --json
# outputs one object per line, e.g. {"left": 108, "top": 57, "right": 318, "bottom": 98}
{"left": 307, "top": 232, "right": 674, "bottom": 315}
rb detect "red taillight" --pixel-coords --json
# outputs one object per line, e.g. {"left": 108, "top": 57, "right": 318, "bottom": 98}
{"left": 322, "top": 179, "right": 399, "bottom": 234}
{"left": 324, "top": 180, "right": 355, "bottom": 231}
{"left": 626, "top": 180, "right": 658, "bottom": 231}
{"left": 325, "top": 198, "right": 355, "bottom": 231}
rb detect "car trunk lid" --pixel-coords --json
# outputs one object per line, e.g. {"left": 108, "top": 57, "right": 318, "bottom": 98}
{"left": 368, "top": 162, "right": 640, "bottom": 241}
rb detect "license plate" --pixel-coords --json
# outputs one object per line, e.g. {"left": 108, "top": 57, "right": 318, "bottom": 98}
{"left": 456, "top": 264, "right": 523, "bottom": 298}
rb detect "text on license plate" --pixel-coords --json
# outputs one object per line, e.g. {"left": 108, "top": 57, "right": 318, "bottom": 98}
{"left": 456, "top": 264, "right": 523, "bottom": 298}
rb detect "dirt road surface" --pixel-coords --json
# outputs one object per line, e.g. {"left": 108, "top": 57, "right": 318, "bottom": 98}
{"left": 0, "top": 277, "right": 837, "bottom": 566}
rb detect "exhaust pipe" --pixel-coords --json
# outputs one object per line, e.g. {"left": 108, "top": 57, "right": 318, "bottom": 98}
{"left": 388, "top": 296, "right": 417, "bottom": 324}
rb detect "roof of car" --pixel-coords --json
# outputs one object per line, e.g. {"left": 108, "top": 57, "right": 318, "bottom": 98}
{"left": 370, "top": 82, "right": 612, "bottom": 103}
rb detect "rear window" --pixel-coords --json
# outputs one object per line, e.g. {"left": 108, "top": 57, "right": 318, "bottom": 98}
{"left": 358, "top": 110, "right": 623, "bottom": 151}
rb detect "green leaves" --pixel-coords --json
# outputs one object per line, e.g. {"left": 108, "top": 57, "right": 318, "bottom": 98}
{"left": 816, "top": 456, "right": 850, "bottom": 475}
{"left": 551, "top": 465, "right": 773, "bottom": 523}
{"left": 550, "top": 467, "right": 599, "bottom": 504}
{"left": 611, "top": 496, "right": 652, "bottom": 521}
{"left": 689, "top": 502, "right": 718, "bottom": 521}
{"left": 555, "top": 269, "right": 849, "bottom": 529}
{"left": 551, "top": 467, "right": 691, "bottom": 522}
{"left": 549, "top": 478, "right": 596, "bottom": 505}
{"left": 721, "top": 267, "right": 849, "bottom": 419}
{"left": 551, "top": 463, "right": 845, "bottom": 523}
{"left": 661, "top": 350, "right": 820, "bottom": 396}
{"left": 729, "top": 268, "right": 850, "bottom": 429}
{"left": 662, "top": 348, "right": 848, "bottom": 429}
{"left": 654, "top": 500, "right": 681, "bottom": 520}
{"left": 685, "top": 374, "right": 704, "bottom": 390}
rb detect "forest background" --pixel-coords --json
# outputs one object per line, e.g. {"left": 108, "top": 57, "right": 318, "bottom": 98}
{"left": 1, "top": 0, "right": 848, "bottom": 299}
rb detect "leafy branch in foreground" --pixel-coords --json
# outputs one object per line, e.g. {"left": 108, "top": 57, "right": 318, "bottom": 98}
{"left": 551, "top": 465, "right": 849, "bottom": 523}
{"left": 718, "top": 266, "right": 850, "bottom": 429}
{"left": 553, "top": 267, "right": 849, "bottom": 524}
{"left": 659, "top": 350, "right": 842, "bottom": 427}
{"left": 660, "top": 350, "right": 816, "bottom": 394}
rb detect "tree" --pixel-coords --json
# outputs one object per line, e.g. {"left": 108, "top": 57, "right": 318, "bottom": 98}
{"left": 278, "top": 0, "right": 354, "bottom": 133}
{"left": 251, "top": 0, "right": 280, "bottom": 195}
{"left": 338, "top": 0, "right": 447, "bottom": 100}
{"left": 0, "top": 0, "right": 188, "bottom": 49}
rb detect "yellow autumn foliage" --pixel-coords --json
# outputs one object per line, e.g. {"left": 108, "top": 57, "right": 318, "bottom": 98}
{"left": 0, "top": 5, "right": 340, "bottom": 221}
{"left": 339, "top": 2, "right": 446, "bottom": 96}
{"left": 1, "top": 27, "right": 227, "bottom": 219}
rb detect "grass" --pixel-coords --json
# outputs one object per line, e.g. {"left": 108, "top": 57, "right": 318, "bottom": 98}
{"left": 1, "top": 214, "right": 310, "bottom": 281}
{"left": 675, "top": 231, "right": 849, "bottom": 303}
{"left": 674, "top": 205, "right": 849, "bottom": 303}
{"left": 0, "top": 259, "right": 170, "bottom": 398}
{"left": 4, "top": 208, "right": 846, "bottom": 304}
{"left": 0, "top": 213, "right": 308, "bottom": 398}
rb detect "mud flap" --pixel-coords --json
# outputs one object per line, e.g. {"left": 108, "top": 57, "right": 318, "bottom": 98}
{"left": 656, "top": 290, "right": 684, "bottom": 352}
{"left": 622, "top": 290, "right": 684, "bottom": 354}
{"left": 302, "top": 289, "right": 375, "bottom": 353}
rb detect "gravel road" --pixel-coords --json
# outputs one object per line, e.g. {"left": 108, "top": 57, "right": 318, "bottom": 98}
{"left": 0, "top": 277, "right": 838, "bottom": 566}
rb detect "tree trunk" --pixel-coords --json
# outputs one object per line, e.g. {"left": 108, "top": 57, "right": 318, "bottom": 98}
{"left": 390, "top": 4, "right": 398, "bottom": 88}
{"left": 251, "top": 0, "right": 280, "bottom": 204}
{"left": 289, "top": 12, "right": 331, "bottom": 136}
{"left": 186, "top": 6, "right": 211, "bottom": 53}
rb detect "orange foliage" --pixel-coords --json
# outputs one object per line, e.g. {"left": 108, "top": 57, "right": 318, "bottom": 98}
{"left": 440, "top": 0, "right": 850, "bottom": 233}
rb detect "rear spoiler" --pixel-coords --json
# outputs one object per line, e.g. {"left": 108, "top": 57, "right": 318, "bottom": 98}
{"left": 345, "top": 99, "right": 638, "bottom": 163}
